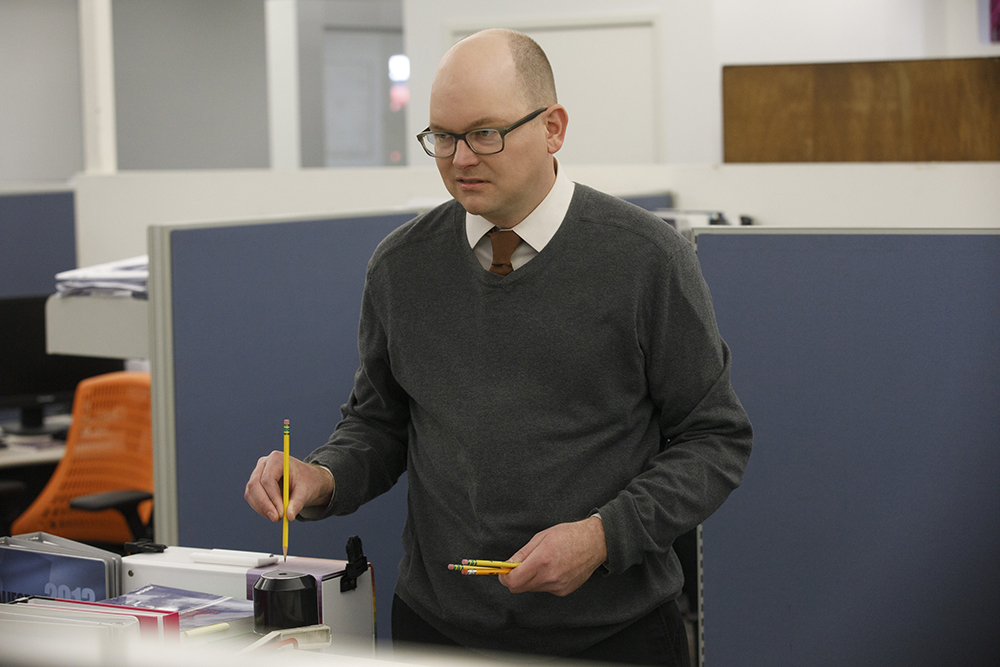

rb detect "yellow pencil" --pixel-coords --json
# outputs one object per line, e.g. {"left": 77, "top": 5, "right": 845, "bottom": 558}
{"left": 447, "top": 563, "right": 513, "bottom": 575}
{"left": 460, "top": 567, "right": 512, "bottom": 575}
{"left": 461, "top": 559, "right": 520, "bottom": 569}
{"left": 282, "top": 419, "right": 290, "bottom": 561}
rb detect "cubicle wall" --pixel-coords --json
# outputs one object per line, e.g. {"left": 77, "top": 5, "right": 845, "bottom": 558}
{"left": 149, "top": 210, "right": 416, "bottom": 643}
{"left": 0, "top": 190, "right": 76, "bottom": 297}
{"left": 695, "top": 229, "right": 1000, "bottom": 666}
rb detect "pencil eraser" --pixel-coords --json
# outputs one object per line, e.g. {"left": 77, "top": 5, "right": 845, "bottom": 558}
{"left": 284, "top": 419, "right": 289, "bottom": 425}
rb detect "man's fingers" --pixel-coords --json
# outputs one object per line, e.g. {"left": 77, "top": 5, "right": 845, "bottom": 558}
{"left": 245, "top": 451, "right": 287, "bottom": 522}
{"left": 499, "top": 518, "right": 607, "bottom": 596}
{"left": 262, "top": 451, "right": 289, "bottom": 520}
{"left": 246, "top": 453, "right": 335, "bottom": 523}
{"left": 285, "top": 490, "right": 304, "bottom": 522}
{"left": 499, "top": 543, "right": 538, "bottom": 589}
{"left": 243, "top": 456, "right": 271, "bottom": 519}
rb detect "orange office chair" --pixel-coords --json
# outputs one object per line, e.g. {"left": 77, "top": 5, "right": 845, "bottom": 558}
{"left": 11, "top": 371, "right": 154, "bottom": 547}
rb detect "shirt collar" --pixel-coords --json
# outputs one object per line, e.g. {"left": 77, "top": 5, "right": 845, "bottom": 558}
{"left": 465, "top": 159, "right": 575, "bottom": 252}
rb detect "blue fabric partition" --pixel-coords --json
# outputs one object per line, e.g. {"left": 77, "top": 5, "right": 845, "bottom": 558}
{"left": 0, "top": 191, "right": 76, "bottom": 297}
{"left": 168, "top": 211, "right": 415, "bottom": 641}
{"left": 620, "top": 191, "right": 673, "bottom": 211}
{"left": 696, "top": 232, "right": 1000, "bottom": 666}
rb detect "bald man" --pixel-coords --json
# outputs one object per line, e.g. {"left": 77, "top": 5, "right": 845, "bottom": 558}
{"left": 246, "top": 29, "right": 751, "bottom": 666}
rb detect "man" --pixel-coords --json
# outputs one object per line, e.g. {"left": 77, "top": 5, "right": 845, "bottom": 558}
{"left": 245, "top": 28, "right": 751, "bottom": 666}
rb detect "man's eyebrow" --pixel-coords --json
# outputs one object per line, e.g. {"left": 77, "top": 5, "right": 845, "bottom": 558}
{"left": 428, "top": 117, "right": 506, "bottom": 132}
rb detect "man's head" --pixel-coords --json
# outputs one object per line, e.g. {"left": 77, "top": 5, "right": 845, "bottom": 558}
{"left": 426, "top": 29, "right": 568, "bottom": 228}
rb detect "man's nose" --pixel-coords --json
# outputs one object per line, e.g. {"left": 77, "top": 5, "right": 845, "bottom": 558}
{"left": 452, "top": 138, "right": 480, "bottom": 166}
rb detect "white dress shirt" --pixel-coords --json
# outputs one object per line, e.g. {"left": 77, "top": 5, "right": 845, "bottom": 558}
{"left": 466, "top": 159, "right": 575, "bottom": 272}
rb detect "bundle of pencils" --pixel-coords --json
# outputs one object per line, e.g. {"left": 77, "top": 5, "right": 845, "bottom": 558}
{"left": 448, "top": 559, "right": 520, "bottom": 575}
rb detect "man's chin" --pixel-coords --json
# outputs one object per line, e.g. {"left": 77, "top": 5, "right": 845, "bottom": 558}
{"left": 453, "top": 193, "right": 491, "bottom": 216}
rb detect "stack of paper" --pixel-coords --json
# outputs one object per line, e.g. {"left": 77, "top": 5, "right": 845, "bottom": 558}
{"left": 55, "top": 255, "right": 148, "bottom": 299}
{"left": 104, "top": 584, "right": 255, "bottom": 637}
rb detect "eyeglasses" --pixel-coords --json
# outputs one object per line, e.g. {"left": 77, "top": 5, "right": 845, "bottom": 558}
{"left": 416, "top": 107, "right": 548, "bottom": 158}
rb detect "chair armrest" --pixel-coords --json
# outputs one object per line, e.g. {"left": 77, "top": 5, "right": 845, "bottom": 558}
{"left": 70, "top": 489, "right": 152, "bottom": 512}
{"left": 71, "top": 489, "right": 153, "bottom": 541}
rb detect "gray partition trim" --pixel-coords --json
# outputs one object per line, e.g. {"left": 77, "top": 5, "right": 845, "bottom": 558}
{"left": 696, "top": 523, "right": 704, "bottom": 667}
{"left": 148, "top": 224, "right": 179, "bottom": 545}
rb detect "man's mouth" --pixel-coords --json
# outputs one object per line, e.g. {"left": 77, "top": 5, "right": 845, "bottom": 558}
{"left": 456, "top": 177, "right": 488, "bottom": 191}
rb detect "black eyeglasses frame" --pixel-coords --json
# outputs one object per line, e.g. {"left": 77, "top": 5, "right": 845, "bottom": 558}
{"left": 416, "top": 107, "right": 549, "bottom": 158}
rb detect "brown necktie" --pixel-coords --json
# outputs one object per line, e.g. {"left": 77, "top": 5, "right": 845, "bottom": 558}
{"left": 487, "top": 228, "right": 522, "bottom": 276}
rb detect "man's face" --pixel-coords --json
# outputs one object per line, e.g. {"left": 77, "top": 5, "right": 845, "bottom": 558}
{"left": 428, "top": 40, "right": 556, "bottom": 228}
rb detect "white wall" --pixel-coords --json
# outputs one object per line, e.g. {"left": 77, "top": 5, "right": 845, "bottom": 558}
{"left": 2, "top": 0, "right": 998, "bottom": 182}
{"left": 112, "top": 0, "right": 270, "bottom": 170}
{"left": 72, "top": 166, "right": 448, "bottom": 265}
{"left": 401, "top": 0, "right": 719, "bottom": 164}
{"left": 714, "top": 0, "right": 1000, "bottom": 65}
{"left": 73, "top": 162, "right": 1000, "bottom": 267}
{"left": 403, "top": 0, "right": 1000, "bottom": 164}
{"left": 0, "top": 0, "right": 82, "bottom": 183}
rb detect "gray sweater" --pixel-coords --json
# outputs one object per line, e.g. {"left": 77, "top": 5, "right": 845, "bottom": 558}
{"left": 304, "top": 184, "right": 752, "bottom": 655}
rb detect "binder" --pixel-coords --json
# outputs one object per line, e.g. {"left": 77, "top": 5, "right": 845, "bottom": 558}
{"left": 0, "top": 534, "right": 120, "bottom": 602}
{"left": 9, "top": 531, "right": 122, "bottom": 596}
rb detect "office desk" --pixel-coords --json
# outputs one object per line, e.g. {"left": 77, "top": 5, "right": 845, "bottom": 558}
{"left": 0, "top": 442, "right": 65, "bottom": 469}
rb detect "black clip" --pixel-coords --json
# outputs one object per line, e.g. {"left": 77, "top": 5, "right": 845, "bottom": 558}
{"left": 340, "top": 535, "right": 367, "bottom": 592}
{"left": 124, "top": 539, "right": 167, "bottom": 555}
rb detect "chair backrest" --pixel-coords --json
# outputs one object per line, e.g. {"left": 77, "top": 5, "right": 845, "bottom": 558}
{"left": 11, "top": 371, "right": 152, "bottom": 544}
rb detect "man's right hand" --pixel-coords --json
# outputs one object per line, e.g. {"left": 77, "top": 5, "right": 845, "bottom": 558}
{"left": 244, "top": 451, "right": 335, "bottom": 522}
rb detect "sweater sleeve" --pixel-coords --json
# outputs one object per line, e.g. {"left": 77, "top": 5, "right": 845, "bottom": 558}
{"left": 597, "top": 241, "right": 753, "bottom": 574}
{"left": 302, "top": 262, "right": 410, "bottom": 518}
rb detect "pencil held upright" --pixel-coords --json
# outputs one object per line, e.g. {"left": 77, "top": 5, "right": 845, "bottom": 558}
{"left": 283, "top": 419, "right": 290, "bottom": 561}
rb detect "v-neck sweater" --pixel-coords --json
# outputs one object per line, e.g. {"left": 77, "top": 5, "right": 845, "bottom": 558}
{"left": 304, "top": 183, "right": 752, "bottom": 655}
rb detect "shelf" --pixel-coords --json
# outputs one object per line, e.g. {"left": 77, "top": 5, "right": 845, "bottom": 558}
{"left": 45, "top": 294, "right": 148, "bottom": 359}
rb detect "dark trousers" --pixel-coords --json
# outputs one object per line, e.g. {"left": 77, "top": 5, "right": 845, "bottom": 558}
{"left": 392, "top": 594, "right": 691, "bottom": 667}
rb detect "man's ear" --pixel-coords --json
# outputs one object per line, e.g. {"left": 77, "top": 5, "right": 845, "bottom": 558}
{"left": 544, "top": 104, "right": 569, "bottom": 154}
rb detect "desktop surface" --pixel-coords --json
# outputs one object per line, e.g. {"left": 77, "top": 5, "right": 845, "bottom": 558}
{"left": 0, "top": 441, "right": 66, "bottom": 469}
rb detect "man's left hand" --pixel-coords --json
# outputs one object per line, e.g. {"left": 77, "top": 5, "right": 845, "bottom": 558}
{"left": 499, "top": 515, "right": 607, "bottom": 597}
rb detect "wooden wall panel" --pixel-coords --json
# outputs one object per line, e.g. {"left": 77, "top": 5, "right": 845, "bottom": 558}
{"left": 723, "top": 57, "right": 1000, "bottom": 162}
